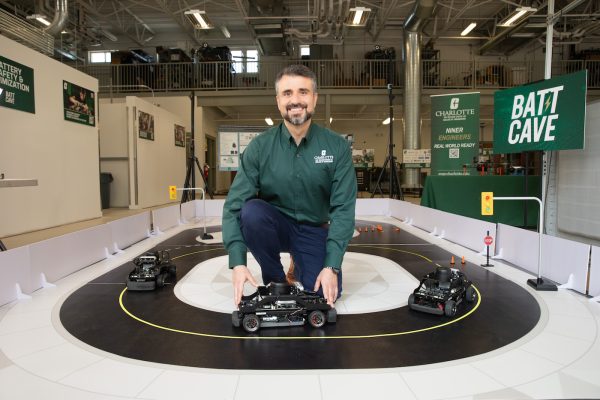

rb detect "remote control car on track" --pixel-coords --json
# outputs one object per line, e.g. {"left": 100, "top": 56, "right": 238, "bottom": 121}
{"left": 408, "top": 266, "right": 476, "bottom": 317}
{"left": 232, "top": 282, "right": 337, "bottom": 333}
{"left": 126, "top": 250, "right": 177, "bottom": 291}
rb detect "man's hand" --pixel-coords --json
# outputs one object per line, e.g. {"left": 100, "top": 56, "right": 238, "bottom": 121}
{"left": 314, "top": 267, "right": 338, "bottom": 307}
{"left": 232, "top": 265, "right": 258, "bottom": 306}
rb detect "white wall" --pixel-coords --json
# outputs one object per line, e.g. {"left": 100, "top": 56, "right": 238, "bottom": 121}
{"left": 98, "top": 96, "right": 187, "bottom": 209}
{"left": 557, "top": 100, "right": 600, "bottom": 246}
{"left": 99, "top": 102, "right": 129, "bottom": 207}
{"left": 0, "top": 35, "right": 101, "bottom": 237}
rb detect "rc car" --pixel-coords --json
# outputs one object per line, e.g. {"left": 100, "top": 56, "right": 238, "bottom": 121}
{"left": 232, "top": 282, "right": 337, "bottom": 333}
{"left": 126, "top": 250, "right": 177, "bottom": 291}
{"left": 408, "top": 266, "right": 476, "bottom": 317}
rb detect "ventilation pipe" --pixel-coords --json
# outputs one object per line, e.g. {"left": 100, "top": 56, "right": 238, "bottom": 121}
{"left": 44, "top": 0, "right": 68, "bottom": 37}
{"left": 403, "top": 0, "right": 436, "bottom": 189}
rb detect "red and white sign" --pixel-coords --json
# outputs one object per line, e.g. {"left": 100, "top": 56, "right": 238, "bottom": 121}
{"left": 484, "top": 235, "right": 493, "bottom": 246}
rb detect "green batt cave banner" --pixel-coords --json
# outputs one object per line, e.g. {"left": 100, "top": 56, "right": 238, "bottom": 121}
{"left": 431, "top": 92, "right": 480, "bottom": 175}
{"left": 0, "top": 55, "right": 35, "bottom": 114}
{"left": 494, "top": 70, "right": 586, "bottom": 153}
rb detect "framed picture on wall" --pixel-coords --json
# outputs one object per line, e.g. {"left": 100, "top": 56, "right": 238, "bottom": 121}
{"left": 138, "top": 110, "right": 154, "bottom": 140}
{"left": 174, "top": 124, "right": 185, "bottom": 147}
{"left": 63, "top": 80, "right": 95, "bottom": 126}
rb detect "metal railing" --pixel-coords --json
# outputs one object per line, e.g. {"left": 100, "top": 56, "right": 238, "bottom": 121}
{"left": 78, "top": 59, "right": 600, "bottom": 94}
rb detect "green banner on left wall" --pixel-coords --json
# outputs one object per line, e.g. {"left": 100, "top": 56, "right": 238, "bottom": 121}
{"left": 0, "top": 55, "right": 35, "bottom": 114}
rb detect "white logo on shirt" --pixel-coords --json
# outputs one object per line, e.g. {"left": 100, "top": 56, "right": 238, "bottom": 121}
{"left": 314, "top": 149, "right": 334, "bottom": 164}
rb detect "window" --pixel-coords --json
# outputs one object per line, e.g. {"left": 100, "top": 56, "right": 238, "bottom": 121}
{"left": 231, "top": 49, "right": 259, "bottom": 73}
{"left": 300, "top": 45, "right": 310, "bottom": 57}
{"left": 89, "top": 51, "right": 112, "bottom": 63}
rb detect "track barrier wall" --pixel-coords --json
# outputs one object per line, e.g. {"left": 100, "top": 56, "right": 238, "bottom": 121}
{"left": 0, "top": 199, "right": 599, "bottom": 307}
{"left": 151, "top": 205, "right": 181, "bottom": 233}
{"left": 590, "top": 246, "right": 600, "bottom": 299}
{"left": 108, "top": 212, "right": 151, "bottom": 251}
{"left": 180, "top": 201, "right": 196, "bottom": 223}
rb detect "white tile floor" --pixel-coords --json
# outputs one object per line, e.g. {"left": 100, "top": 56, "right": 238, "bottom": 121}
{"left": 1, "top": 216, "right": 599, "bottom": 400}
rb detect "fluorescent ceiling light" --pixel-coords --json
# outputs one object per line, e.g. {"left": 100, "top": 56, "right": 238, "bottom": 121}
{"left": 329, "top": 117, "right": 333, "bottom": 123}
{"left": 265, "top": 117, "right": 274, "bottom": 126}
{"left": 27, "top": 14, "right": 51, "bottom": 26}
{"left": 461, "top": 22, "right": 477, "bottom": 36}
{"left": 345, "top": 7, "right": 371, "bottom": 26}
{"left": 498, "top": 7, "right": 537, "bottom": 27}
{"left": 383, "top": 117, "right": 390, "bottom": 125}
{"left": 220, "top": 25, "right": 231, "bottom": 38}
{"left": 184, "top": 10, "right": 213, "bottom": 30}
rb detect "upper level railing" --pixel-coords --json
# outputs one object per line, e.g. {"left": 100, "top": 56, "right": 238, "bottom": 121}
{"left": 78, "top": 59, "right": 600, "bottom": 94}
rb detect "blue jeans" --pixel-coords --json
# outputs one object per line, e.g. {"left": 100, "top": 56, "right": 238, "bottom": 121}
{"left": 239, "top": 199, "right": 342, "bottom": 296}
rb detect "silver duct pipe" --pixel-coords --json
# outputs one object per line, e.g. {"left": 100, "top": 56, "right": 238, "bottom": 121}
{"left": 403, "top": 0, "right": 436, "bottom": 189}
{"left": 44, "top": 0, "right": 68, "bottom": 37}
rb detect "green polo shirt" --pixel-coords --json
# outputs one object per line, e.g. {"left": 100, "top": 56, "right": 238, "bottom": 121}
{"left": 222, "top": 122, "right": 357, "bottom": 270}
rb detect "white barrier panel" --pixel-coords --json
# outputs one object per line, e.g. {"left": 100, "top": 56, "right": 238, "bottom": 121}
{"left": 590, "top": 246, "right": 600, "bottom": 298}
{"left": 428, "top": 208, "right": 496, "bottom": 253}
{"left": 496, "top": 223, "right": 539, "bottom": 275}
{"left": 152, "top": 205, "right": 180, "bottom": 233}
{"left": 0, "top": 246, "right": 31, "bottom": 306}
{"left": 356, "top": 198, "right": 390, "bottom": 216}
{"left": 180, "top": 201, "right": 195, "bottom": 223}
{"left": 195, "top": 199, "right": 226, "bottom": 218}
{"left": 108, "top": 212, "right": 151, "bottom": 251}
{"left": 542, "top": 235, "right": 589, "bottom": 294}
{"left": 409, "top": 204, "right": 437, "bottom": 233}
{"left": 29, "top": 224, "right": 112, "bottom": 287}
{"left": 387, "top": 199, "right": 414, "bottom": 222}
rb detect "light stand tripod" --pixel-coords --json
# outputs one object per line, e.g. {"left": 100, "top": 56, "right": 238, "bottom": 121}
{"left": 182, "top": 93, "right": 213, "bottom": 202}
{"left": 371, "top": 56, "right": 403, "bottom": 200}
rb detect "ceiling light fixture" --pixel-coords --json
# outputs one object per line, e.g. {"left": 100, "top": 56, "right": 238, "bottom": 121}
{"left": 498, "top": 7, "right": 537, "bottom": 27}
{"left": 184, "top": 10, "right": 214, "bottom": 30}
{"left": 329, "top": 117, "right": 333, "bottom": 123}
{"left": 265, "top": 117, "right": 274, "bottom": 126}
{"left": 461, "top": 22, "right": 477, "bottom": 36}
{"left": 345, "top": 7, "right": 371, "bottom": 27}
{"left": 26, "top": 14, "right": 51, "bottom": 26}
{"left": 220, "top": 25, "right": 231, "bottom": 38}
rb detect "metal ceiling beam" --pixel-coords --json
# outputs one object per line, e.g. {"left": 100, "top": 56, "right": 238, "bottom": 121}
{"left": 479, "top": 1, "right": 548, "bottom": 55}
{"left": 234, "top": 0, "right": 265, "bottom": 55}
{"left": 153, "top": 0, "right": 206, "bottom": 46}
{"left": 427, "top": 0, "right": 492, "bottom": 44}
{"left": 74, "top": 0, "right": 154, "bottom": 46}
{"left": 371, "top": 0, "right": 413, "bottom": 42}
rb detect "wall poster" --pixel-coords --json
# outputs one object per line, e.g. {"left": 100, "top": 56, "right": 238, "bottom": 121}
{"left": 174, "top": 124, "right": 185, "bottom": 147}
{"left": 63, "top": 80, "right": 95, "bottom": 126}
{"left": 138, "top": 110, "right": 154, "bottom": 140}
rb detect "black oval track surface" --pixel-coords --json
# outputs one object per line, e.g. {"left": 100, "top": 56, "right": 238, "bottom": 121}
{"left": 59, "top": 223, "right": 540, "bottom": 369}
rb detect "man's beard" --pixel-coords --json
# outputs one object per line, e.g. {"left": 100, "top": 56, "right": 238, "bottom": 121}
{"left": 282, "top": 103, "right": 313, "bottom": 126}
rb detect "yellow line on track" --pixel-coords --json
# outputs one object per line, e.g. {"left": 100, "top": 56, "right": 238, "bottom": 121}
{"left": 119, "top": 244, "right": 482, "bottom": 340}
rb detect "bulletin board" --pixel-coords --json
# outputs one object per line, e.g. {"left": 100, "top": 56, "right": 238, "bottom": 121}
{"left": 218, "top": 126, "right": 264, "bottom": 171}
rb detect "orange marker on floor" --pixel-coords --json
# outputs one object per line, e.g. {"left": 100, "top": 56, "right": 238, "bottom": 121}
{"left": 461, "top": 256, "right": 466, "bottom": 265}
{"left": 450, "top": 256, "right": 455, "bottom": 265}
{"left": 394, "top": 227, "right": 401, "bottom": 232}
{"left": 377, "top": 225, "right": 383, "bottom": 232}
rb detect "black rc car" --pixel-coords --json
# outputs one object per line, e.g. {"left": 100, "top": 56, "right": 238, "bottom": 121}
{"left": 232, "top": 282, "right": 337, "bottom": 333}
{"left": 408, "top": 266, "right": 476, "bottom": 317}
{"left": 126, "top": 250, "right": 177, "bottom": 291}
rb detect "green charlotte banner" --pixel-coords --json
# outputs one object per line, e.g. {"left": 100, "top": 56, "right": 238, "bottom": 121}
{"left": 63, "top": 80, "right": 96, "bottom": 126}
{"left": 494, "top": 70, "right": 586, "bottom": 153}
{"left": 0, "top": 55, "right": 35, "bottom": 114}
{"left": 431, "top": 92, "right": 480, "bottom": 175}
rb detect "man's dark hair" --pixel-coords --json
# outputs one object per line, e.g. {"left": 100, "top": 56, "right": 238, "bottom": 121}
{"left": 275, "top": 64, "right": 317, "bottom": 94}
